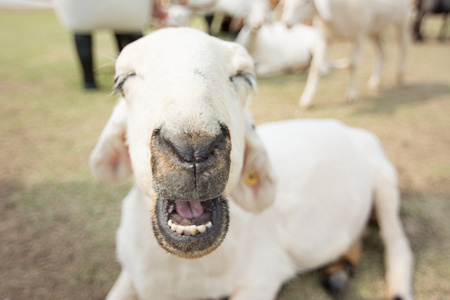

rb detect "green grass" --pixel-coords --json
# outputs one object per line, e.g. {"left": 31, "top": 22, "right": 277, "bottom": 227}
{"left": 1, "top": 10, "right": 449, "bottom": 300}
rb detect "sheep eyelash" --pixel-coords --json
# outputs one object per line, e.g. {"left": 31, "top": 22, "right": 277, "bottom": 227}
{"left": 113, "top": 72, "right": 137, "bottom": 95}
{"left": 230, "top": 71, "right": 257, "bottom": 91}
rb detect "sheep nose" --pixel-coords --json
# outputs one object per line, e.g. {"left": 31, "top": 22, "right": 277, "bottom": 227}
{"left": 168, "top": 134, "right": 219, "bottom": 163}
{"left": 157, "top": 125, "right": 230, "bottom": 165}
{"left": 150, "top": 124, "right": 232, "bottom": 201}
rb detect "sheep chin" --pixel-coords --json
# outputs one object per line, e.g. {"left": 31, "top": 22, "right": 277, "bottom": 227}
{"left": 151, "top": 196, "right": 229, "bottom": 259}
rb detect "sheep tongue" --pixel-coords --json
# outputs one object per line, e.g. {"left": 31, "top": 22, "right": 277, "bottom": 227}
{"left": 175, "top": 200, "right": 205, "bottom": 219}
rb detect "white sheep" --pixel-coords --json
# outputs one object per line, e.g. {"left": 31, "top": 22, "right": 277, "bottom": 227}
{"left": 236, "top": 1, "right": 320, "bottom": 77}
{"left": 204, "top": 0, "right": 263, "bottom": 22}
{"left": 281, "top": 0, "right": 410, "bottom": 109}
{"left": 161, "top": 4, "right": 194, "bottom": 27}
{"left": 158, "top": 0, "right": 220, "bottom": 28}
{"left": 90, "top": 27, "right": 413, "bottom": 300}
{"left": 199, "top": 0, "right": 268, "bottom": 36}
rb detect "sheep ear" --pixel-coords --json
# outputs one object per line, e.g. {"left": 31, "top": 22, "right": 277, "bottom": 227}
{"left": 231, "top": 112, "right": 277, "bottom": 213}
{"left": 89, "top": 99, "right": 132, "bottom": 183}
{"left": 314, "top": 0, "right": 332, "bottom": 21}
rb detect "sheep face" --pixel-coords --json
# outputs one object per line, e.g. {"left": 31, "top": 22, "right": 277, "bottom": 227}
{"left": 110, "top": 28, "right": 256, "bottom": 258}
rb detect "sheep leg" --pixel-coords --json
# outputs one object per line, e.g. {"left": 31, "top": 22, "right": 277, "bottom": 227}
{"left": 106, "top": 270, "right": 138, "bottom": 300}
{"left": 374, "top": 166, "right": 413, "bottom": 300}
{"left": 321, "top": 238, "right": 363, "bottom": 297}
{"left": 319, "top": 41, "right": 350, "bottom": 74}
{"left": 299, "top": 35, "right": 328, "bottom": 109}
{"left": 345, "top": 35, "right": 364, "bottom": 103}
{"left": 367, "top": 35, "right": 384, "bottom": 93}
{"left": 395, "top": 21, "right": 408, "bottom": 86}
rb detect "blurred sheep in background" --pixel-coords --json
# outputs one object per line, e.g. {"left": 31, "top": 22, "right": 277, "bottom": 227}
{"left": 281, "top": 0, "right": 410, "bottom": 109}
{"left": 160, "top": 4, "right": 194, "bottom": 27}
{"left": 236, "top": 0, "right": 320, "bottom": 77}
{"left": 162, "top": 0, "right": 279, "bottom": 39}
{"left": 201, "top": 0, "right": 267, "bottom": 38}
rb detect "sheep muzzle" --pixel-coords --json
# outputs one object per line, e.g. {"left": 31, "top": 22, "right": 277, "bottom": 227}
{"left": 149, "top": 124, "right": 231, "bottom": 258}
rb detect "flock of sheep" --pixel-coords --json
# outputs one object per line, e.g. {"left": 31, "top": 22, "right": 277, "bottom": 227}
{"left": 53, "top": 0, "right": 449, "bottom": 107}
{"left": 162, "top": 0, "right": 448, "bottom": 108}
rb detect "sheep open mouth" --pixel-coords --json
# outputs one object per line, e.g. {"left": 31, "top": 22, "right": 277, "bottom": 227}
{"left": 167, "top": 199, "right": 213, "bottom": 236}
{"left": 153, "top": 196, "right": 229, "bottom": 258}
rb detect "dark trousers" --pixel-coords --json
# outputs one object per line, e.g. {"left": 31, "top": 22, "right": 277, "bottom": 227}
{"left": 74, "top": 32, "right": 143, "bottom": 90}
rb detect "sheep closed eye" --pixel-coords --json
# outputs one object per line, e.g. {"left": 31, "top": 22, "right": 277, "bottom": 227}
{"left": 229, "top": 71, "right": 256, "bottom": 91}
{"left": 113, "top": 72, "right": 137, "bottom": 96}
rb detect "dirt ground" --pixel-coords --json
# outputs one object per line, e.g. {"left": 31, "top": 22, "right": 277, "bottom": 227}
{"left": 1, "top": 10, "right": 449, "bottom": 300}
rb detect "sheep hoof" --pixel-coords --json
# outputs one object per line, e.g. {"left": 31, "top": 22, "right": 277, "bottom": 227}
{"left": 322, "top": 269, "right": 350, "bottom": 298}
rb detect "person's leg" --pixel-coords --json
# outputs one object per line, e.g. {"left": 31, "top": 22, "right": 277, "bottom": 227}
{"left": 115, "top": 32, "right": 144, "bottom": 52}
{"left": 74, "top": 33, "right": 97, "bottom": 90}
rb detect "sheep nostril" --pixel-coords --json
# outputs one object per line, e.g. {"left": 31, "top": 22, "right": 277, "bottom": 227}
{"left": 193, "top": 147, "right": 212, "bottom": 163}
{"left": 165, "top": 138, "right": 195, "bottom": 163}
{"left": 158, "top": 126, "right": 229, "bottom": 165}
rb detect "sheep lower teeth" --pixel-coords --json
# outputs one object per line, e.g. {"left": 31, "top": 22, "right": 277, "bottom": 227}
{"left": 168, "top": 220, "right": 212, "bottom": 236}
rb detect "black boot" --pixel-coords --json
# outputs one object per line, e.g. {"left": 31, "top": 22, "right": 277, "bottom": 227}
{"left": 74, "top": 34, "right": 97, "bottom": 90}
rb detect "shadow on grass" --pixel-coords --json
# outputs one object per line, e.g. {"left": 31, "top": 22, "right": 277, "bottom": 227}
{"left": 1, "top": 180, "right": 447, "bottom": 299}
{"left": 356, "top": 83, "right": 450, "bottom": 115}
{"left": 0, "top": 179, "right": 130, "bottom": 300}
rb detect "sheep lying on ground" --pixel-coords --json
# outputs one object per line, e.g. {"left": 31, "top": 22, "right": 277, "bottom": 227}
{"left": 201, "top": 0, "right": 266, "bottom": 36}
{"left": 236, "top": 1, "right": 320, "bottom": 77}
{"left": 162, "top": 0, "right": 265, "bottom": 36}
{"left": 281, "top": 0, "right": 410, "bottom": 109}
{"left": 156, "top": 0, "right": 220, "bottom": 28}
{"left": 90, "top": 27, "right": 413, "bottom": 300}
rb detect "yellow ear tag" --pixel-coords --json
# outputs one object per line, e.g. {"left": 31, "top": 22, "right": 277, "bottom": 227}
{"left": 244, "top": 171, "right": 259, "bottom": 186}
